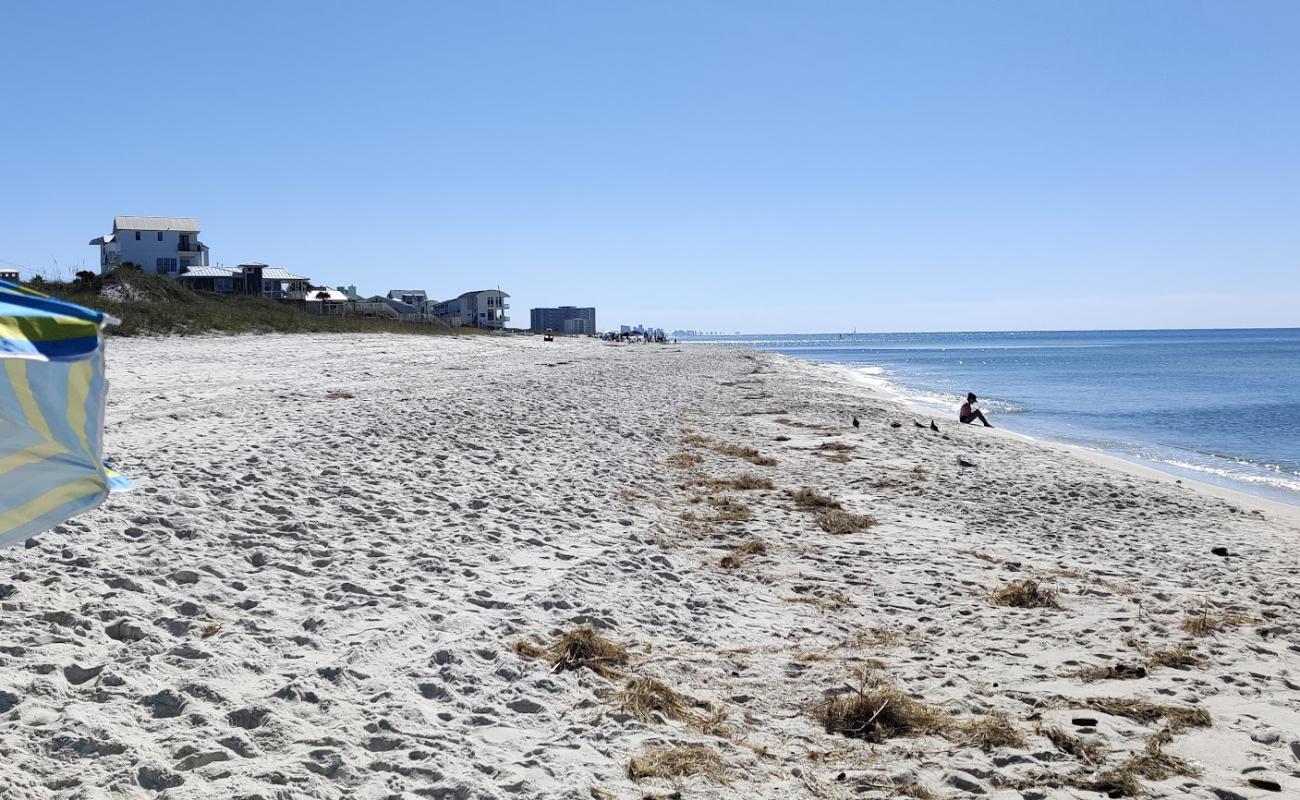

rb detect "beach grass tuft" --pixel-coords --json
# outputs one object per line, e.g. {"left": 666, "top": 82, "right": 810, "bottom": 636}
{"left": 616, "top": 676, "right": 695, "bottom": 722}
{"left": 720, "top": 539, "right": 767, "bottom": 569}
{"left": 667, "top": 450, "right": 703, "bottom": 469}
{"left": 1181, "top": 605, "right": 1254, "bottom": 636}
{"left": 684, "top": 495, "right": 753, "bottom": 523}
{"left": 815, "top": 509, "right": 877, "bottom": 534}
{"left": 790, "top": 488, "right": 841, "bottom": 510}
{"left": 815, "top": 681, "right": 949, "bottom": 742}
{"left": 682, "top": 473, "right": 774, "bottom": 492}
{"left": 713, "top": 443, "right": 778, "bottom": 466}
{"left": 625, "top": 744, "right": 726, "bottom": 781}
{"left": 1144, "top": 644, "right": 1201, "bottom": 670}
{"left": 955, "top": 712, "right": 1026, "bottom": 752}
{"left": 1071, "top": 662, "right": 1148, "bottom": 682}
{"left": 1082, "top": 697, "right": 1211, "bottom": 732}
{"left": 1037, "top": 724, "right": 1105, "bottom": 766}
{"left": 990, "top": 579, "right": 1060, "bottom": 609}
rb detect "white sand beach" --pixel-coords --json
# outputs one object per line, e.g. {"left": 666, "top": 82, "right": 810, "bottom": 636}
{"left": 2, "top": 333, "right": 1298, "bottom": 800}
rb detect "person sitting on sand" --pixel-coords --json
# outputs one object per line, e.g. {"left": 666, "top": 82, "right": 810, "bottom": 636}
{"left": 959, "top": 392, "right": 993, "bottom": 427}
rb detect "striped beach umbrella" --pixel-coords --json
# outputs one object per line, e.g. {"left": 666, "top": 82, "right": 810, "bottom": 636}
{"left": 0, "top": 279, "right": 130, "bottom": 548}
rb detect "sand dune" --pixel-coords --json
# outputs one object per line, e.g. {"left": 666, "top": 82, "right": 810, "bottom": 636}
{"left": 1, "top": 334, "right": 1297, "bottom": 799}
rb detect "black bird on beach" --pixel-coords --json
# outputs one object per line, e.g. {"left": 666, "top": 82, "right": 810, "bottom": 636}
{"left": 929, "top": 420, "right": 940, "bottom": 432}
{"left": 957, "top": 456, "right": 976, "bottom": 468}
{"left": 852, "top": 416, "right": 860, "bottom": 429}
{"left": 913, "top": 420, "right": 925, "bottom": 428}
{"left": 890, "top": 421, "right": 901, "bottom": 428}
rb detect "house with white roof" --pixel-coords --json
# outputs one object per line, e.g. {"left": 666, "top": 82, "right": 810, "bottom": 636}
{"left": 89, "top": 216, "right": 209, "bottom": 275}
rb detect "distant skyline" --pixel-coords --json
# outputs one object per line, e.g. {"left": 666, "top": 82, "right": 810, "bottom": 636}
{"left": 2, "top": 1, "right": 1297, "bottom": 333}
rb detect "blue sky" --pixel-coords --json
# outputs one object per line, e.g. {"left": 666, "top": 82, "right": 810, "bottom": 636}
{"left": 2, "top": 1, "right": 1297, "bottom": 332}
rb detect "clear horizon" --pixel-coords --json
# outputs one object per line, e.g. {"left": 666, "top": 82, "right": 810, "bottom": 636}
{"left": 2, "top": 1, "right": 1297, "bottom": 333}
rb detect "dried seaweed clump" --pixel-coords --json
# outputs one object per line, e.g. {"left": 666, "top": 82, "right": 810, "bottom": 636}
{"left": 616, "top": 677, "right": 695, "bottom": 722}
{"left": 1072, "top": 662, "right": 1148, "bottom": 683}
{"left": 1181, "top": 607, "right": 1254, "bottom": 636}
{"left": 1037, "top": 724, "right": 1105, "bottom": 767}
{"left": 955, "top": 712, "right": 1025, "bottom": 752}
{"left": 713, "top": 443, "right": 778, "bottom": 466}
{"left": 720, "top": 539, "right": 767, "bottom": 569}
{"left": 1082, "top": 698, "right": 1211, "bottom": 732}
{"left": 685, "top": 473, "right": 774, "bottom": 492}
{"left": 816, "top": 684, "right": 949, "bottom": 742}
{"left": 667, "top": 450, "right": 703, "bottom": 469}
{"left": 790, "top": 488, "right": 841, "bottom": 510}
{"left": 990, "top": 579, "right": 1060, "bottom": 609}
{"left": 816, "top": 441, "right": 856, "bottom": 452}
{"left": 815, "top": 509, "right": 877, "bottom": 534}
{"left": 625, "top": 744, "right": 726, "bottom": 781}
{"left": 514, "top": 626, "right": 629, "bottom": 678}
{"left": 325, "top": 390, "right": 355, "bottom": 399}
{"left": 1122, "top": 730, "right": 1201, "bottom": 780}
{"left": 1144, "top": 644, "right": 1201, "bottom": 670}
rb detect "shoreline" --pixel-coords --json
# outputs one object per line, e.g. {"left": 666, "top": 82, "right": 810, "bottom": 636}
{"left": 782, "top": 352, "right": 1300, "bottom": 514}
{"left": 2, "top": 333, "right": 1297, "bottom": 799}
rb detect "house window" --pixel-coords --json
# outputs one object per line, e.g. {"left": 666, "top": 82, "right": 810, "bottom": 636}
{"left": 134, "top": 231, "right": 141, "bottom": 240}
{"left": 157, "top": 232, "right": 164, "bottom": 241}
{"left": 155, "top": 257, "right": 178, "bottom": 273}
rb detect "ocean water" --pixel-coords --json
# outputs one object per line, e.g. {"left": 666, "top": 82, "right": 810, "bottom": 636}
{"left": 685, "top": 329, "right": 1300, "bottom": 506}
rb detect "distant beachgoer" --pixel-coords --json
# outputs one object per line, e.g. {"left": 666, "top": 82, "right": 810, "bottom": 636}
{"left": 959, "top": 392, "right": 993, "bottom": 427}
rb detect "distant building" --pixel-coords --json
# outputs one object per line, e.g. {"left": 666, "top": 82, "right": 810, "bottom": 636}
{"left": 530, "top": 306, "right": 595, "bottom": 334}
{"left": 429, "top": 289, "right": 510, "bottom": 329}
{"left": 387, "top": 289, "right": 428, "bottom": 306}
{"left": 0, "top": 269, "right": 18, "bottom": 282}
{"left": 90, "top": 216, "right": 209, "bottom": 275}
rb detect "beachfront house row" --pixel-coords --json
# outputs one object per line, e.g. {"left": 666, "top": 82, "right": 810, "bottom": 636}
{"left": 530, "top": 306, "right": 595, "bottom": 334}
{"left": 0, "top": 269, "right": 18, "bottom": 283}
{"left": 90, "top": 216, "right": 209, "bottom": 275}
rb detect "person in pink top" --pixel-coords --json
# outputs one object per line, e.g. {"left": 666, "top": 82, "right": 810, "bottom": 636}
{"left": 959, "top": 392, "right": 993, "bottom": 427}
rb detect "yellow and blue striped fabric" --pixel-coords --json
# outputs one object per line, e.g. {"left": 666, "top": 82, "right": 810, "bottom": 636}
{"left": 1, "top": 280, "right": 130, "bottom": 548}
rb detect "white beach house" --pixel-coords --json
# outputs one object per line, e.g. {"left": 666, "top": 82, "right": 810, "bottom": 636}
{"left": 89, "top": 216, "right": 209, "bottom": 275}
{"left": 429, "top": 289, "right": 510, "bottom": 329}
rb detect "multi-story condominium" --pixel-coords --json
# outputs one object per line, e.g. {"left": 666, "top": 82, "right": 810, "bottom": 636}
{"left": 530, "top": 306, "right": 596, "bottom": 334}
{"left": 428, "top": 289, "right": 510, "bottom": 329}
{"left": 89, "top": 216, "right": 209, "bottom": 275}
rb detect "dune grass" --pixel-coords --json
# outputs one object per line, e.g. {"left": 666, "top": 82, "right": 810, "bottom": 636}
{"left": 33, "top": 267, "right": 456, "bottom": 338}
